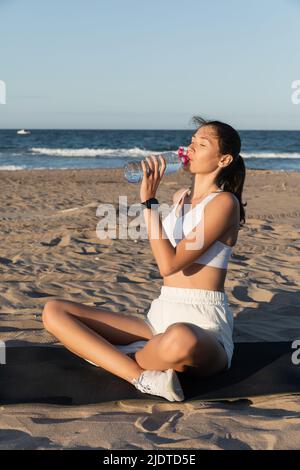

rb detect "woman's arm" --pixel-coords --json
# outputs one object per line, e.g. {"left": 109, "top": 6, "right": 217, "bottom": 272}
{"left": 142, "top": 205, "right": 175, "bottom": 277}
{"left": 143, "top": 192, "right": 236, "bottom": 277}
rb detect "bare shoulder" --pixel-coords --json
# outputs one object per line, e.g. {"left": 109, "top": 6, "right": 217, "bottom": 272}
{"left": 213, "top": 191, "right": 239, "bottom": 208}
{"left": 207, "top": 191, "right": 240, "bottom": 229}
{"left": 206, "top": 191, "right": 239, "bottom": 218}
{"left": 224, "top": 192, "right": 240, "bottom": 215}
{"left": 172, "top": 187, "right": 189, "bottom": 204}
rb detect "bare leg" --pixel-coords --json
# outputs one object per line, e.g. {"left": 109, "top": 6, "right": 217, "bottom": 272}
{"left": 134, "top": 333, "right": 190, "bottom": 372}
{"left": 43, "top": 303, "right": 148, "bottom": 383}
{"left": 135, "top": 323, "right": 228, "bottom": 375}
{"left": 42, "top": 302, "right": 215, "bottom": 386}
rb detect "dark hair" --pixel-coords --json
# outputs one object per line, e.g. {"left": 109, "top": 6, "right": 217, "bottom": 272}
{"left": 191, "top": 115, "right": 247, "bottom": 228}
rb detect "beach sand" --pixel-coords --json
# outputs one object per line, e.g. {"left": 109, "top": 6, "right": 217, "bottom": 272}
{"left": 0, "top": 167, "right": 299, "bottom": 450}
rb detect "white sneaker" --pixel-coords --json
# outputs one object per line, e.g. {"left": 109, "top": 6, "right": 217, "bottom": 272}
{"left": 131, "top": 369, "right": 185, "bottom": 402}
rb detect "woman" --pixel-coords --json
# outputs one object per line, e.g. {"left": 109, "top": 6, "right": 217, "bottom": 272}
{"left": 42, "top": 116, "right": 246, "bottom": 402}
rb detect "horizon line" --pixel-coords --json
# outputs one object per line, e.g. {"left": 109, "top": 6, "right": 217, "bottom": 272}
{"left": 1, "top": 128, "right": 300, "bottom": 132}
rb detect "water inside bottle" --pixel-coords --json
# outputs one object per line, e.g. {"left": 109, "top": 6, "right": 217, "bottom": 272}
{"left": 124, "top": 164, "right": 142, "bottom": 183}
{"left": 163, "top": 160, "right": 181, "bottom": 176}
{"left": 123, "top": 147, "right": 188, "bottom": 183}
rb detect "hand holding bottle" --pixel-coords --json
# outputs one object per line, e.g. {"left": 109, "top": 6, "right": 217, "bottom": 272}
{"left": 139, "top": 155, "right": 166, "bottom": 202}
{"left": 124, "top": 147, "right": 189, "bottom": 183}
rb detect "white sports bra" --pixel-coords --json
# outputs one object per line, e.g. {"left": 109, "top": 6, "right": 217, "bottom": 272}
{"left": 162, "top": 188, "right": 235, "bottom": 269}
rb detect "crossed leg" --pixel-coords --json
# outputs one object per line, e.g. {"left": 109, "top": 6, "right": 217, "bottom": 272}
{"left": 135, "top": 322, "right": 228, "bottom": 376}
{"left": 42, "top": 300, "right": 227, "bottom": 385}
{"left": 42, "top": 299, "right": 193, "bottom": 383}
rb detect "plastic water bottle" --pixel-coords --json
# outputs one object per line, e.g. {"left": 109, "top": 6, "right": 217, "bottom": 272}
{"left": 123, "top": 147, "right": 189, "bottom": 183}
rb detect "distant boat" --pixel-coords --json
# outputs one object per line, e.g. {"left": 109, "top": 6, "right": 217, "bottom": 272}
{"left": 17, "top": 129, "right": 31, "bottom": 135}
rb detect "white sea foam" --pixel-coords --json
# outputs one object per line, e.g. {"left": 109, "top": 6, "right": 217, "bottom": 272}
{"left": 0, "top": 165, "right": 26, "bottom": 170}
{"left": 0, "top": 165, "right": 72, "bottom": 171}
{"left": 30, "top": 147, "right": 164, "bottom": 158}
{"left": 29, "top": 147, "right": 300, "bottom": 159}
{"left": 242, "top": 152, "right": 300, "bottom": 159}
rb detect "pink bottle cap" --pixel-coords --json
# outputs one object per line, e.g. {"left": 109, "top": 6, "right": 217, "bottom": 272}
{"left": 177, "top": 147, "right": 189, "bottom": 165}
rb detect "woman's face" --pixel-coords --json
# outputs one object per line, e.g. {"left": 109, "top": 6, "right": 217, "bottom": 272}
{"left": 187, "top": 125, "right": 223, "bottom": 174}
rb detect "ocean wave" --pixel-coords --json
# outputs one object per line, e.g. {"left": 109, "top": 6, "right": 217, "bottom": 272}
{"left": 30, "top": 147, "right": 168, "bottom": 158}
{"left": 0, "top": 165, "right": 74, "bottom": 171}
{"left": 242, "top": 152, "right": 300, "bottom": 159}
{"left": 29, "top": 147, "right": 300, "bottom": 159}
{"left": 0, "top": 165, "right": 27, "bottom": 170}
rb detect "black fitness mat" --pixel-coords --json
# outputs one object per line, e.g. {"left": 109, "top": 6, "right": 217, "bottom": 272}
{"left": 0, "top": 342, "right": 299, "bottom": 405}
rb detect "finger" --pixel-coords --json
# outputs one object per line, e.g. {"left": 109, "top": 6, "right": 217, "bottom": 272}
{"left": 141, "top": 159, "right": 147, "bottom": 178}
{"left": 146, "top": 156, "right": 155, "bottom": 174}
{"left": 158, "top": 155, "right": 166, "bottom": 178}
{"left": 150, "top": 155, "right": 159, "bottom": 178}
{"left": 143, "top": 158, "right": 153, "bottom": 178}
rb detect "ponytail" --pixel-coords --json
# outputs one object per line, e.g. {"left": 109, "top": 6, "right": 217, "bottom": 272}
{"left": 217, "top": 153, "right": 247, "bottom": 228}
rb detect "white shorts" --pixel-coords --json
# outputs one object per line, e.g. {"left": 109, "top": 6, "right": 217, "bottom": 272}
{"left": 144, "top": 286, "right": 234, "bottom": 369}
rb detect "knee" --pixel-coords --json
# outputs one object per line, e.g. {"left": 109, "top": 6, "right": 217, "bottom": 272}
{"left": 159, "top": 323, "right": 198, "bottom": 363}
{"left": 42, "top": 299, "right": 65, "bottom": 331}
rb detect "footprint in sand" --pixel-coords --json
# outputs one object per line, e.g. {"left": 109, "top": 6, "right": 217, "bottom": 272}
{"left": 149, "top": 271, "right": 162, "bottom": 279}
{"left": 0, "top": 256, "right": 12, "bottom": 265}
{"left": 247, "top": 285, "right": 274, "bottom": 302}
{"left": 75, "top": 246, "right": 100, "bottom": 255}
{"left": 260, "top": 224, "right": 275, "bottom": 231}
{"left": 135, "top": 410, "right": 183, "bottom": 433}
{"left": 232, "top": 286, "right": 254, "bottom": 302}
{"left": 230, "top": 254, "right": 250, "bottom": 267}
{"left": 25, "top": 290, "right": 53, "bottom": 299}
{"left": 116, "top": 274, "right": 145, "bottom": 283}
{"left": 11, "top": 254, "right": 25, "bottom": 264}
{"left": 57, "top": 234, "right": 71, "bottom": 247}
{"left": 74, "top": 235, "right": 113, "bottom": 246}
{"left": 40, "top": 234, "right": 71, "bottom": 247}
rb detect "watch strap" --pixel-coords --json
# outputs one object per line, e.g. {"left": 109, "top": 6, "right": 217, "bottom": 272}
{"left": 141, "top": 197, "right": 159, "bottom": 209}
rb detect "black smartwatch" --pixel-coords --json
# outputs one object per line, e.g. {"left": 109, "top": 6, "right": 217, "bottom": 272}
{"left": 141, "top": 197, "right": 159, "bottom": 209}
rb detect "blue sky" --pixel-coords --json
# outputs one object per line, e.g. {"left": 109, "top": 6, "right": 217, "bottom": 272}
{"left": 0, "top": 0, "right": 299, "bottom": 129}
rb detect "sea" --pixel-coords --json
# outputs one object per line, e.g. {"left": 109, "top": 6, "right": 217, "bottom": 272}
{"left": 0, "top": 129, "right": 299, "bottom": 172}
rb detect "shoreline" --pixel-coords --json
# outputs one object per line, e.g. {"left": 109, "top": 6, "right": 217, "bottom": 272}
{"left": 1, "top": 167, "right": 300, "bottom": 174}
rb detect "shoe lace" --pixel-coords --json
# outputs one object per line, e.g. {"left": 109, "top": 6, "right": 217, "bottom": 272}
{"left": 134, "top": 372, "right": 155, "bottom": 393}
{"left": 138, "top": 377, "right": 152, "bottom": 393}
